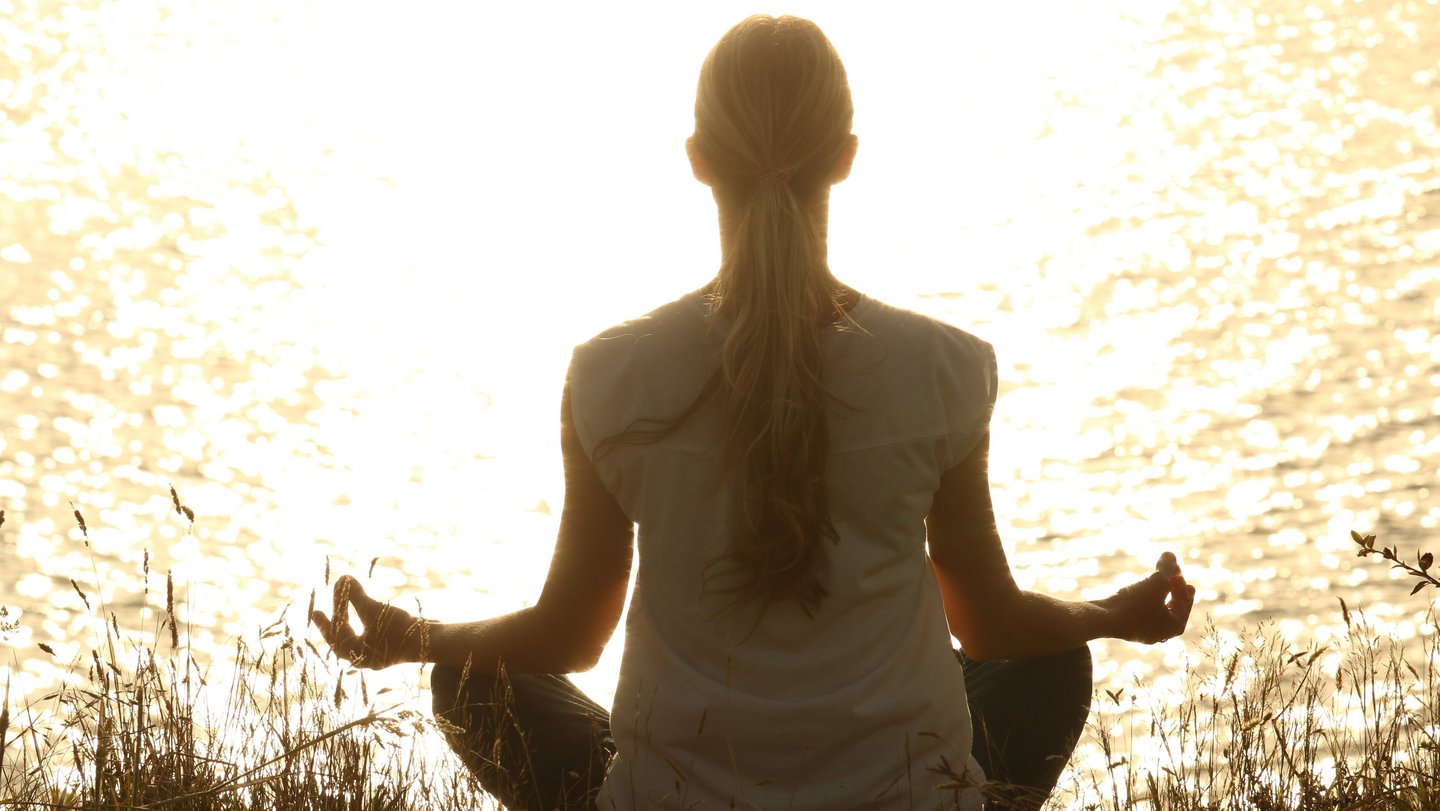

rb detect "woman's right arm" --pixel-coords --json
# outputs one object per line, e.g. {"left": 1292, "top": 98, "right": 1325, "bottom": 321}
{"left": 926, "top": 429, "right": 1196, "bottom": 661}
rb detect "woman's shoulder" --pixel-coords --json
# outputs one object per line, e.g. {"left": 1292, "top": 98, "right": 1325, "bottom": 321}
{"left": 569, "top": 290, "right": 711, "bottom": 383}
{"left": 577, "top": 290, "right": 707, "bottom": 349}
{"left": 850, "top": 294, "right": 994, "bottom": 360}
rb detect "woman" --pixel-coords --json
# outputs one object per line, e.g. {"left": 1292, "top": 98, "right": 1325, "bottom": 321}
{"left": 312, "top": 15, "right": 1196, "bottom": 810}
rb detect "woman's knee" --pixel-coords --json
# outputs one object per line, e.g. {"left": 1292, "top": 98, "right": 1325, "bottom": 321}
{"left": 430, "top": 664, "right": 501, "bottom": 721}
{"left": 1056, "top": 644, "right": 1094, "bottom": 693}
{"left": 1058, "top": 643, "right": 1092, "bottom": 671}
{"left": 430, "top": 664, "right": 461, "bottom": 717}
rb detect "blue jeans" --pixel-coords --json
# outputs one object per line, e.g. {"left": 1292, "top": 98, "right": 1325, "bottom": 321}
{"left": 432, "top": 646, "right": 1092, "bottom": 810}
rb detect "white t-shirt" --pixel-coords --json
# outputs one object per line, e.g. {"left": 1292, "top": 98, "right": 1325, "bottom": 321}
{"left": 568, "top": 290, "right": 996, "bottom": 811}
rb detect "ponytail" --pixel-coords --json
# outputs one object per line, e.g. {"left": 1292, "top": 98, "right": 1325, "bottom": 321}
{"left": 693, "top": 15, "right": 855, "bottom": 614}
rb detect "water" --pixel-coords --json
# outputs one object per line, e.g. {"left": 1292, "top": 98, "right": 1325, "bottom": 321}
{"left": 1, "top": 0, "right": 1437, "bottom": 746}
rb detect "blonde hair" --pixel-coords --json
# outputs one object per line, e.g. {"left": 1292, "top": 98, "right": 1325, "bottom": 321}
{"left": 692, "top": 15, "right": 855, "bottom": 615}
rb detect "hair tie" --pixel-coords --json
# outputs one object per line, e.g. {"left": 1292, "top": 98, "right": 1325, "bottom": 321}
{"left": 755, "top": 167, "right": 794, "bottom": 183}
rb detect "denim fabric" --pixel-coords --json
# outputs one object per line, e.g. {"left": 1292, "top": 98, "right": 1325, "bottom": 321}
{"left": 432, "top": 645, "right": 1091, "bottom": 811}
{"left": 431, "top": 665, "right": 615, "bottom": 811}
{"left": 960, "top": 646, "right": 1093, "bottom": 810}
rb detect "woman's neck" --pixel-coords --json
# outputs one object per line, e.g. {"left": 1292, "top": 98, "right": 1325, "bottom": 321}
{"left": 712, "top": 190, "right": 833, "bottom": 264}
{"left": 705, "top": 187, "right": 858, "bottom": 316}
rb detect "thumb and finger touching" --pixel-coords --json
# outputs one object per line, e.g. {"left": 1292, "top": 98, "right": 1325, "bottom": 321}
{"left": 1156, "top": 551, "right": 1181, "bottom": 579}
{"left": 1156, "top": 551, "right": 1197, "bottom": 637}
{"left": 1110, "top": 551, "right": 1196, "bottom": 643}
{"left": 1154, "top": 550, "right": 1194, "bottom": 600}
{"left": 310, "top": 575, "right": 393, "bottom": 664}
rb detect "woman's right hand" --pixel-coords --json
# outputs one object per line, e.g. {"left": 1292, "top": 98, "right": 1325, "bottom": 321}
{"left": 1092, "top": 552, "right": 1197, "bottom": 645}
{"left": 311, "top": 575, "right": 429, "bottom": 669}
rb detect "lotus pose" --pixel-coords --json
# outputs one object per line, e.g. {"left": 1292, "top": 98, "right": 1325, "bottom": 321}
{"left": 313, "top": 14, "right": 1196, "bottom": 810}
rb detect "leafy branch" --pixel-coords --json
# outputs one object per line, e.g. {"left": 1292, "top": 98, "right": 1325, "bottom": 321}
{"left": 1351, "top": 530, "right": 1438, "bottom": 596}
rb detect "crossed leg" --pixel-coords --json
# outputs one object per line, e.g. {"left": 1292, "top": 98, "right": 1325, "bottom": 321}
{"left": 432, "top": 645, "right": 1091, "bottom": 811}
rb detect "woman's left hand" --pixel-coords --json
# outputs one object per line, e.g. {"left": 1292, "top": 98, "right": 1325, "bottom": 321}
{"left": 311, "top": 575, "right": 428, "bottom": 669}
{"left": 1092, "top": 552, "right": 1196, "bottom": 645}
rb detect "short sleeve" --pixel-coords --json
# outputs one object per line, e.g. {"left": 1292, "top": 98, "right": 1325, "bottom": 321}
{"left": 564, "top": 304, "right": 677, "bottom": 462}
{"left": 565, "top": 342, "right": 607, "bottom": 462}
{"left": 565, "top": 335, "right": 645, "bottom": 506}
{"left": 935, "top": 327, "right": 998, "bottom": 471}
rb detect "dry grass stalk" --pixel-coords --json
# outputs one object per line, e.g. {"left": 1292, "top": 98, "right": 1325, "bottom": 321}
{"left": 1065, "top": 608, "right": 1440, "bottom": 811}
{"left": 1, "top": 489, "right": 493, "bottom": 810}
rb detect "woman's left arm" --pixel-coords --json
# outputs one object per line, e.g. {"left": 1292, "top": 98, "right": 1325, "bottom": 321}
{"left": 311, "top": 384, "right": 635, "bottom": 673}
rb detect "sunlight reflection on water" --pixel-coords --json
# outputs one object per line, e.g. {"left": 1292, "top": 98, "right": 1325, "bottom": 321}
{"left": 1, "top": 0, "right": 1438, "bottom": 785}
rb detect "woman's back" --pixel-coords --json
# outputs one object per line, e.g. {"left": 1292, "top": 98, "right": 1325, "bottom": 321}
{"left": 568, "top": 291, "right": 996, "bottom": 809}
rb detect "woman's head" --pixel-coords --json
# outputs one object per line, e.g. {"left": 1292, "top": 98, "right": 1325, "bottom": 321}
{"left": 689, "top": 15, "right": 856, "bottom": 205}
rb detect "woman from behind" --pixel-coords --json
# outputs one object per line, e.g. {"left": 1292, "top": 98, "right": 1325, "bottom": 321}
{"left": 312, "top": 14, "right": 1196, "bottom": 811}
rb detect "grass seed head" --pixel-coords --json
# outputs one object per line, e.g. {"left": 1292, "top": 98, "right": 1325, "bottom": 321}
{"left": 71, "top": 579, "right": 91, "bottom": 612}
{"left": 167, "top": 571, "right": 179, "bottom": 649}
{"left": 69, "top": 502, "right": 89, "bottom": 547}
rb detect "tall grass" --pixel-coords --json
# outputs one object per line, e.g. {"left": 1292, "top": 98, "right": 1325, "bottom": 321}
{"left": 1062, "top": 609, "right": 1439, "bottom": 810}
{"left": 0, "top": 501, "right": 491, "bottom": 810}
{"left": 1, "top": 500, "right": 1436, "bottom": 809}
